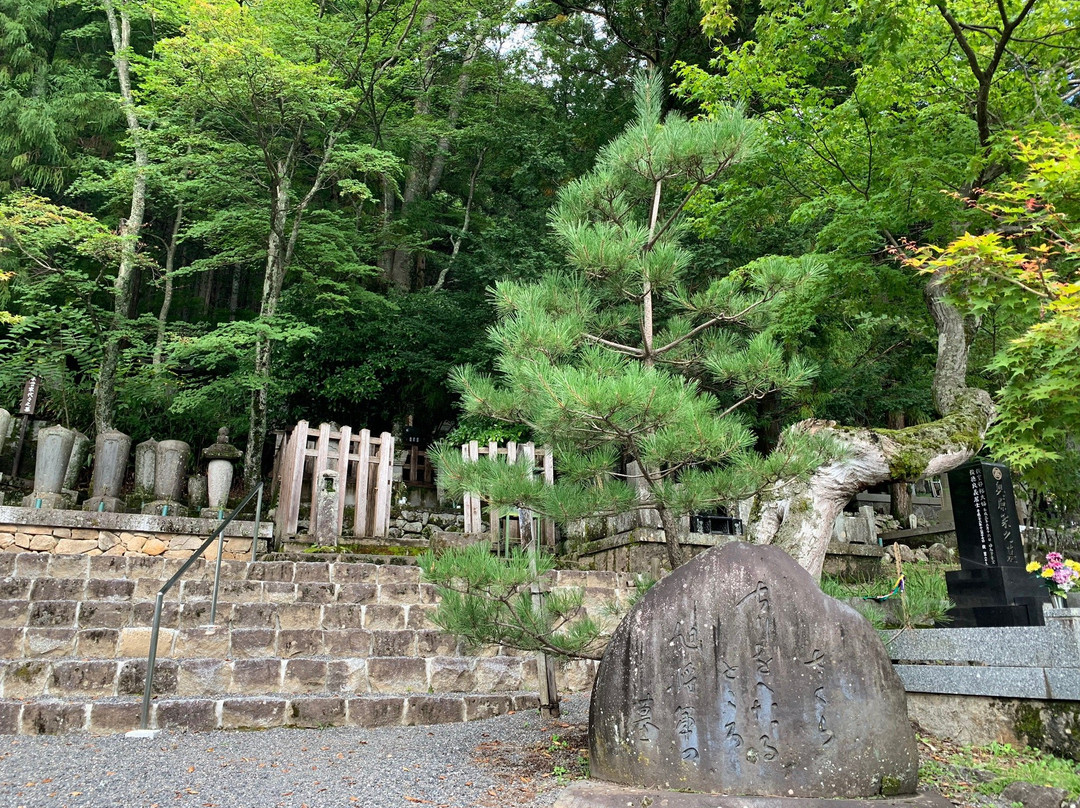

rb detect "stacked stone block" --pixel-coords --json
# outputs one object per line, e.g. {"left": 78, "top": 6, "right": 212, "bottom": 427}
{"left": 0, "top": 552, "right": 628, "bottom": 735}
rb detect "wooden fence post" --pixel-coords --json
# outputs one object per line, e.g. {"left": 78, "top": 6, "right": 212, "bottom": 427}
{"left": 373, "top": 432, "right": 393, "bottom": 537}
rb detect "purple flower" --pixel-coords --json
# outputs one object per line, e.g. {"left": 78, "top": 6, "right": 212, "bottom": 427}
{"left": 1053, "top": 568, "right": 1073, "bottom": 585}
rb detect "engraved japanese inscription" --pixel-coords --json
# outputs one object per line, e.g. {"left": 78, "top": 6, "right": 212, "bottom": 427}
{"left": 589, "top": 542, "right": 918, "bottom": 799}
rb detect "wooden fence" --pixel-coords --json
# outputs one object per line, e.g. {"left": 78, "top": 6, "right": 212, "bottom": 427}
{"left": 461, "top": 441, "right": 556, "bottom": 549}
{"left": 401, "top": 446, "right": 436, "bottom": 488}
{"left": 271, "top": 421, "right": 394, "bottom": 540}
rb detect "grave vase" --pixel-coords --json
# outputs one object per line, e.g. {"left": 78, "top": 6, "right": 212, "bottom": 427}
{"left": 1050, "top": 593, "right": 1066, "bottom": 610}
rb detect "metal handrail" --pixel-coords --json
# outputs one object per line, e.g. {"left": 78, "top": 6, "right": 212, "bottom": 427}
{"left": 138, "top": 481, "right": 265, "bottom": 730}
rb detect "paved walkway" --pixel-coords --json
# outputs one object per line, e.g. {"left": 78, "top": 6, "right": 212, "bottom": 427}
{"left": 0, "top": 696, "right": 588, "bottom": 808}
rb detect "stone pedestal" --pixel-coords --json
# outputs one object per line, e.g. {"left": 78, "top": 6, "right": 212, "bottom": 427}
{"left": 313, "top": 470, "right": 340, "bottom": 542}
{"left": 143, "top": 500, "right": 189, "bottom": 517}
{"left": 554, "top": 781, "right": 950, "bottom": 808}
{"left": 22, "top": 425, "right": 76, "bottom": 509}
{"left": 84, "top": 430, "right": 132, "bottom": 513}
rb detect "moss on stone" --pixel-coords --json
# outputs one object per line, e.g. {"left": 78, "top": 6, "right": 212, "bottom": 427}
{"left": 880, "top": 775, "right": 903, "bottom": 797}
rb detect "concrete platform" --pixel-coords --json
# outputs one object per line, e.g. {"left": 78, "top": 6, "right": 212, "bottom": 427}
{"left": 553, "top": 781, "right": 952, "bottom": 808}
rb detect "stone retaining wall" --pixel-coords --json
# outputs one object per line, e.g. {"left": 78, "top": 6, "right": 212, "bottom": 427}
{"left": 0, "top": 506, "right": 270, "bottom": 561}
{"left": 886, "top": 613, "right": 1080, "bottom": 758}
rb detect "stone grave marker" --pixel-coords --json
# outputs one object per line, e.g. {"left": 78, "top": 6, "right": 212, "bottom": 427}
{"left": 561, "top": 542, "right": 946, "bottom": 808}
{"left": 142, "top": 439, "right": 191, "bottom": 516}
{"left": 21, "top": 425, "right": 76, "bottom": 509}
{"left": 84, "top": 430, "right": 132, "bottom": 513}
{"left": 945, "top": 460, "right": 1047, "bottom": 627}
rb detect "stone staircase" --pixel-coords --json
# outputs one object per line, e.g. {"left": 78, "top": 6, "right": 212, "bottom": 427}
{"left": 0, "top": 551, "right": 607, "bottom": 735}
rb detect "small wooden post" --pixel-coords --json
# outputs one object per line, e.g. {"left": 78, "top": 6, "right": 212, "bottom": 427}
{"left": 309, "top": 423, "right": 332, "bottom": 536}
{"left": 372, "top": 432, "right": 393, "bottom": 537}
{"left": 285, "top": 420, "right": 309, "bottom": 537}
{"left": 467, "top": 440, "right": 481, "bottom": 533}
{"left": 520, "top": 442, "right": 560, "bottom": 718}
{"left": 335, "top": 425, "right": 352, "bottom": 538}
{"left": 353, "top": 429, "right": 372, "bottom": 536}
{"left": 488, "top": 440, "right": 500, "bottom": 539}
{"left": 542, "top": 446, "right": 555, "bottom": 550}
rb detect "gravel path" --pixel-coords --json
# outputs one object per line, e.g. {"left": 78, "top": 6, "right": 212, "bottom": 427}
{"left": 0, "top": 696, "right": 589, "bottom": 808}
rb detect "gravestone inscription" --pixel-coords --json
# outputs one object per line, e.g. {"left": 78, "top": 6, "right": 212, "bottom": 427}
{"left": 589, "top": 542, "right": 919, "bottom": 799}
{"left": 945, "top": 460, "right": 1046, "bottom": 627}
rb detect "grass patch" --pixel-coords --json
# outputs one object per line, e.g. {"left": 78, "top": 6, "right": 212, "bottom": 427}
{"left": 919, "top": 736, "right": 1080, "bottom": 802}
{"left": 821, "top": 563, "right": 956, "bottom": 628}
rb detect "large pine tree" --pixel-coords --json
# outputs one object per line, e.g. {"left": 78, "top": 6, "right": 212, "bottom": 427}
{"left": 434, "top": 74, "right": 825, "bottom": 569}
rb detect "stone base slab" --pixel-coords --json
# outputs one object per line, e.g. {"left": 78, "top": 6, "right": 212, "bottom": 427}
{"left": 21, "top": 493, "right": 72, "bottom": 510}
{"left": 84, "top": 496, "right": 125, "bottom": 513}
{"left": 553, "top": 782, "right": 951, "bottom": 808}
{"left": 142, "top": 500, "right": 188, "bottom": 517}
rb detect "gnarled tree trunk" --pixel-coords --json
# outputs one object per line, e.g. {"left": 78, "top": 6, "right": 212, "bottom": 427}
{"left": 746, "top": 273, "right": 995, "bottom": 579}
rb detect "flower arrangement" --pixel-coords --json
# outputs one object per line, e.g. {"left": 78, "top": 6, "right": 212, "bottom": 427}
{"left": 1026, "top": 552, "right": 1080, "bottom": 600}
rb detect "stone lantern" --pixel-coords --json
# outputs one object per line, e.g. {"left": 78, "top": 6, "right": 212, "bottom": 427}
{"left": 201, "top": 427, "right": 242, "bottom": 519}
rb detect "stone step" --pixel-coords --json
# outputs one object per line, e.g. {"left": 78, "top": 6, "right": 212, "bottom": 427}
{"left": 0, "top": 620, "right": 478, "bottom": 660}
{"left": 0, "top": 691, "right": 541, "bottom": 735}
{"left": 1, "top": 551, "right": 634, "bottom": 593}
{"left": 1, "top": 573, "right": 438, "bottom": 608}
{"left": 267, "top": 550, "right": 421, "bottom": 565}
{"left": 0, "top": 652, "right": 550, "bottom": 700}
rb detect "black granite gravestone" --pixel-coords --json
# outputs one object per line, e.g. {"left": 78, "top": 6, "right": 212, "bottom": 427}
{"left": 588, "top": 542, "right": 920, "bottom": 800}
{"left": 945, "top": 460, "right": 1047, "bottom": 627}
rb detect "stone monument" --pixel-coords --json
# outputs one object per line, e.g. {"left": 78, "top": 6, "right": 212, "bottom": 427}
{"left": 201, "top": 427, "right": 242, "bottom": 518}
{"left": 945, "top": 460, "right": 1046, "bottom": 627}
{"left": 559, "top": 542, "right": 946, "bottom": 808}
{"left": 21, "top": 425, "right": 76, "bottom": 509}
{"left": 84, "top": 430, "right": 132, "bottom": 512}
{"left": 61, "top": 429, "right": 90, "bottom": 500}
{"left": 313, "top": 469, "right": 340, "bottom": 542}
{"left": 188, "top": 473, "right": 208, "bottom": 511}
{"left": 133, "top": 438, "right": 158, "bottom": 503}
{"left": 0, "top": 408, "right": 11, "bottom": 457}
{"left": 142, "top": 439, "right": 191, "bottom": 516}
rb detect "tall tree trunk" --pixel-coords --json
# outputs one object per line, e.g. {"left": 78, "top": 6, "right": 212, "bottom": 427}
{"left": 243, "top": 145, "right": 334, "bottom": 488}
{"left": 244, "top": 171, "right": 290, "bottom": 488}
{"left": 746, "top": 272, "right": 995, "bottom": 579}
{"left": 96, "top": 0, "right": 148, "bottom": 434}
{"left": 153, "top": 203, "right": 183, "bottom": 366}
{"left": 382, "top": 20, "right": 483, "bottom": 290}
{"left": 887, "top": 411, "right": 913, "bottom": 522}
{"left": 228, "top": 262, "right": 241, "bottom": 321}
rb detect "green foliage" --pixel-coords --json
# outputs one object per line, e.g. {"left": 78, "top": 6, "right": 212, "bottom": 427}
{"left": 434, "top": 75, "right": 831, "bottom": 549}
{"left": 443, "top": 417, "right": 530, "bottom": 449}
{"left": 418, "top": 542, "right": 609, "bottom": 660}
{"left": 905, "top": 127, "right": 1080, "bottom": 509}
